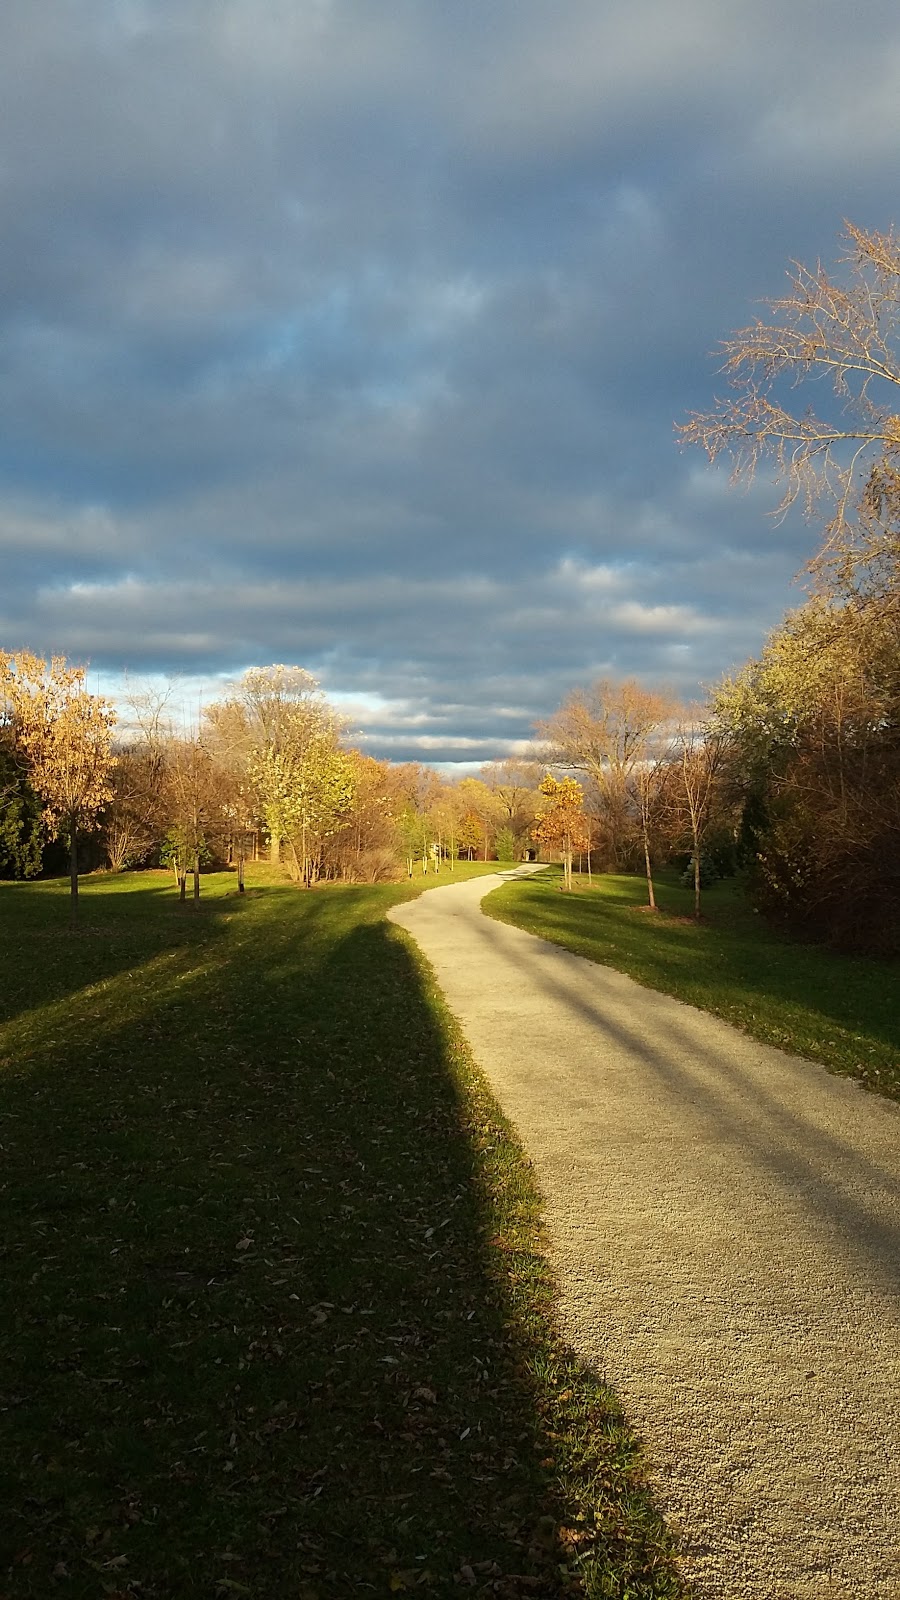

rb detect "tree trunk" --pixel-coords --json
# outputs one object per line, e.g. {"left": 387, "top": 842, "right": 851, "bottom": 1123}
{"left": 693, "top": 833, "right": 701, "bottom": 920}
{"left": 238, "top": 852, "right": 245, "bottom": 893}
{"left": 285, "top": 836, "right": 302, "bottom": 883}
{"left": 179, "top": 867, "right": 187, "bottom": 902}
{"left": 193, "top": 848, "right": 201, "bottom": 907}
{"left": 643, "top": 829, "right": 657, "bottom": 910}
{"left": 69, "top": 819, "right": 79, "bottom": 922}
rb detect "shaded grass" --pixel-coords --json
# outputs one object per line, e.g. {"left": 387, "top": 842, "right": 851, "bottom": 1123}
{"left": 0, "top": 868, "right": 685, "bottom": 1598}
{"left": 484, "top": 868, "right": 900, "bottom": 1100}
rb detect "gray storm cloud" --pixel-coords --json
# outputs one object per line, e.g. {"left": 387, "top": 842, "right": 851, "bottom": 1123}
{"left": 1, "top": 0, "right": 896, "bottom": 760}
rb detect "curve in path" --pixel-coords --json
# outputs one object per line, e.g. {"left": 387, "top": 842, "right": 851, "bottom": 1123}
{"left": 389, "top": 870, "right": 900, "bottom": 1600}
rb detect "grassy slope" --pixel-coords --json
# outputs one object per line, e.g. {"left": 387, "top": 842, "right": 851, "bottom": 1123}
{"left": 0, "top": 866, "right": 685, "bottom": 1599}
{"left": 484, "top": 868, "right": 900, "bottom": 1101}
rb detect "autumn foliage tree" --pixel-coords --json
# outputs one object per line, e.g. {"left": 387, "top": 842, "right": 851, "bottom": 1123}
{"left": 682, "top": 220, "right": 900, "bottom": 947}
{"left": 323, "top": 753, "right": 401, "bottom": 883}
{"left": 0, "top": 652, "right": 116, "bottom": 914}
{"left": 539, "top": 679, "right": 675, "bottom": 869}
{"left": 251, "top": 732, "right": 354, "bottom": 886}
{"left": 210, "top": 664, "right": 358, "bottom": 881}
{"left": 714, "top": 596, "right": 900, "bottom": 950}
{"left": 531, "top": 774, "right": 591, "bottom": 891}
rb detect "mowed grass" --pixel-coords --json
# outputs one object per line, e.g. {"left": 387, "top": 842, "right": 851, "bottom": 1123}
{"left": 0, "top": 866, "right": 686, "bottom": 1599}
{"left": 485, "top": 868, "right": 900, "bottom": 1100}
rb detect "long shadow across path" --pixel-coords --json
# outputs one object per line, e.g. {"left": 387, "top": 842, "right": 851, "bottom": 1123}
{"left": 390, "top": 871, "right": 900, "bottom": 1600}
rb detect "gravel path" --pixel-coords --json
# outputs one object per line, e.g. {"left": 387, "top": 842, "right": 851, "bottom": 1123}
{"left": 389, "top": 871, "right": 900, "bottom": 1599}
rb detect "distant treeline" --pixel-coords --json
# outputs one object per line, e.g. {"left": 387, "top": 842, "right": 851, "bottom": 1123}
{"left": 3, "top": 590, "right": 899, "bottom": 954}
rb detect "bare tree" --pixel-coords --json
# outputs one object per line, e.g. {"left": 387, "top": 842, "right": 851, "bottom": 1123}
{"left": 479, "top": 758, "right": 541, "bottom": 845}
{"left": 160, "top": 733, "right": 218, "bottom": 906}
{"left": 539, "top": 678, "right": 675, "bottom": 870}
{"left": 633, "top": 723, "right": 679, "bottom": 911}
{"left": 104, "top": 746, "right": 160, "bottom": 872}
{"left": 673, "top": 715, "right": 730, "bottom": 920}
{"left": 679, "top": 221, "right": 900, "bottom": 594}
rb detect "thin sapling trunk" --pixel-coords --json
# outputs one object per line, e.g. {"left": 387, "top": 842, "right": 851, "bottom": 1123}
{"left": 69, "top": 815, "right": 79, "bottom": 922}
{"left": 643, "top": 828, "right": 656, "bottom": 910}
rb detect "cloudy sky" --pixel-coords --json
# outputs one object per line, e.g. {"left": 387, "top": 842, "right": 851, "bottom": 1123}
{"left": 2, "top": 1, "right": 899, "bottom": 764}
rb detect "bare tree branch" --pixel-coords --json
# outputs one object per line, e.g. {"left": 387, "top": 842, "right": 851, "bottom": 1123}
{"left": 678, "top": 221, "right": 900, "bottom": 591}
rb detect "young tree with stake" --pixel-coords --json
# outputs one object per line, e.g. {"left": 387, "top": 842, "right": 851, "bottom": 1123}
{"left": 531, "top": 774, "right": 591, "bottom": 892}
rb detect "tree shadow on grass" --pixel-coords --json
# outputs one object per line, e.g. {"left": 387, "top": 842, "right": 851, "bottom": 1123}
{"left": 0, "top": 872, "right": 278, "bottom": 1031}
{"left": 493, "top": 874, "right": 900, "bottom": 1071}
{"left": 0, "top": 887, "right": 684, "bottom": 1598}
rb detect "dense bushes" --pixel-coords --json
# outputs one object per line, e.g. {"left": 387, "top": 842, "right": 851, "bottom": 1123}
{"left": 718, "top": 595, "right": 900, "bottom": 953}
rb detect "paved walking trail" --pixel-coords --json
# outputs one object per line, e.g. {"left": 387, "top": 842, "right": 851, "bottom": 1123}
{"left": 389, "top": 870, "right": 900, "bottom": 1600}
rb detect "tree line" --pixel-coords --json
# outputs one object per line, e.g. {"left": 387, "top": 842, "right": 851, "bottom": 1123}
{"left": 0, "top": 656, "right": 547, "bottom": 907}
{"left": 0, "top": 650, "right": 739, "bottom": 922}
{"left": 679, "top": 220, "right": 900, "bottom": 955}
{"left": 2, "top": 623, "right": 896, "bottom": 951}
{"left": 3, "top": 223, "right": 898, "bottom": 951}
{"left": 536, "top": 222, "right": 900, "bottom": 955}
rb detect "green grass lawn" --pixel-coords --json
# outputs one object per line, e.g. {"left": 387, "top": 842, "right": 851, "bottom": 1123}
{"left": 485, "top": 868, "right": 900, "bottom": 1100}
{"left": 0, "top": 866, "right": 685, "bottom": 1599}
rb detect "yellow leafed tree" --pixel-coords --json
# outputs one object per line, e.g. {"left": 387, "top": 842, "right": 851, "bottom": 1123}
{"left": 0, "top": 651, "right": 116, "bottom": 916}
{"left": 531, "top": 773, "right": 591, "bottom": 892}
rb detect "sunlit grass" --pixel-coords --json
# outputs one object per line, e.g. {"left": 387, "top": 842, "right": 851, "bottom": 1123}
{"left": 0, "top": 866, "right": 686, "bottom": 1598}
{"left": 485, "top": 868, "right": 900, "bottom": 1099}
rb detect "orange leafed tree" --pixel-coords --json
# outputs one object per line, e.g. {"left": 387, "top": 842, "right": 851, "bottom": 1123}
{"left": 0, "top": 651, "right": 116, "bottom": 915}
{"left": 531, "top": 773, "right": 591, "bottom": 891}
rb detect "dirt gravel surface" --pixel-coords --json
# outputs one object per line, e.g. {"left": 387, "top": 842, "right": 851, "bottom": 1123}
{"left": 389, "top": 871, "right": 900, "bottom": 1600}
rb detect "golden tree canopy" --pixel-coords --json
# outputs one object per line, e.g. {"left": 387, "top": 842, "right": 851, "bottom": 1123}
{"left": 531, "top": 774, "right": 591, "bottom": 851}
{"left": 0, "top": 650, "right": 116, "bottom": 832}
